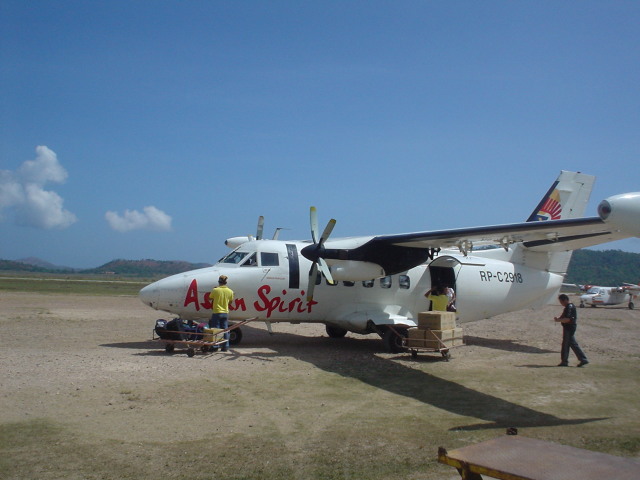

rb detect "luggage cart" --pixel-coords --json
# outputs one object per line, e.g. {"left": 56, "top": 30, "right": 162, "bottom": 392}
{"left": 389, "top": 325, "right": 462, "bottom": 361}
{"left": 153, "top": 317, "right": 258, "bottom": 357}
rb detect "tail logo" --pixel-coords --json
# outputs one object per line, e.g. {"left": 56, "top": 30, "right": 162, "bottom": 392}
{"left": 533, "top": 189, "right": 562, "bottom": 221}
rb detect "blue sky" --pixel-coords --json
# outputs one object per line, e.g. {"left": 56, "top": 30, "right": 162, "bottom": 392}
{"left": 1, "top": 1, "right": 639, "bottom": 268}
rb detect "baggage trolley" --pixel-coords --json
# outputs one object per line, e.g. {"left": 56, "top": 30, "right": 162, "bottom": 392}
{"left": 153, "top": 317, "right": 258, "bottom": 357}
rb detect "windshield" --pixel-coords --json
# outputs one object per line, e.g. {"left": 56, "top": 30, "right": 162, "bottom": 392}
{"left": 586, "top": 287, "right": 602, "bottom": 295}
{"left": 219, "top": 250, "right": 250, "bottom": 264}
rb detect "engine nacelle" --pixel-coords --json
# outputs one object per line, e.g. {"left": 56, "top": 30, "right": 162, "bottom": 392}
{"left": 327, "top": 260, "right": 385, "bottom": 281}
{"left": 225, "top": 236, "right": 252, "bottom": 249}
{"left": 598, "top": 193, "right": 640, "bottom": 236}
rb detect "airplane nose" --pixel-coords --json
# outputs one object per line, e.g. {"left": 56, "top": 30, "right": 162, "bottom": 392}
{"left": 139, "top": 283, "right": 159, "bottom": 309}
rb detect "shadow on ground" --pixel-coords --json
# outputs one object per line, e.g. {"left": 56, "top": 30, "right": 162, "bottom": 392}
{"left": 104, "top": 324, "right": 606, "bottom": 431}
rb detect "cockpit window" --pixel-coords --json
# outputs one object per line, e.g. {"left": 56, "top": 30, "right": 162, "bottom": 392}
{"left": 260, "top": 252, "right": 279, "bottom": 266}
{"left": 220, "top": 251, "right": 250, "bottom": 264}
{"left": 242, "top": 253, "right": 258, "bottom": 267}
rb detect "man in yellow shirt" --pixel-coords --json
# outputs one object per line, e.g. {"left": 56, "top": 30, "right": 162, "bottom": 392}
{"left": 209, "top": 275, "right": 234, "bottom": 351}
{"left": 425, "top": 284, "right": 449, "bottom": 312}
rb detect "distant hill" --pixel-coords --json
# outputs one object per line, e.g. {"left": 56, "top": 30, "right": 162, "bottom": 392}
{"left": 565, "top": 249, "right": 640, "bottom": 286}
{"left": 81, "top": 259, "right": 211, "bottom": 276}
{"left": 0, "top": 258, "right": 211, "bottom": 277}
{"left": 18, "top": 257, "right": 74, "bottom": 271}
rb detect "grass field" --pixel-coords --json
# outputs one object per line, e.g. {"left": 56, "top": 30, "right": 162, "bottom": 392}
{"left": 0, "top": 274, "right": 148, "bottom": 296}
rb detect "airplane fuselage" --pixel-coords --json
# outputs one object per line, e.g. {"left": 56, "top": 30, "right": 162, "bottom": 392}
{"left": 140, "top": 240, "right": 563, "bottom": 334}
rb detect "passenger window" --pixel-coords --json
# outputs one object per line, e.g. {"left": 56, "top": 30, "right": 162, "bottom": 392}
{"left": 343, "top": 281, "right": 355, "bottom": 287}
{"left": 242, "top": 253, "right": 257, "bottom": 266}
{"left": 399, "top": 275, "right": 410, "bottom": 289}
{"left": 362, "top": 280, "right": 374, "bottom": 288}
{"left": 380, "top": 276, "right": 392, "bottom": 289}
{"left": 260, "top": 252, "right": 279, "bottom": 266}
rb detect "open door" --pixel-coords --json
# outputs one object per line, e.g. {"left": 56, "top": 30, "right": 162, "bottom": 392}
{"left": 428, "top": 255, "right": 462, "bottom": 309}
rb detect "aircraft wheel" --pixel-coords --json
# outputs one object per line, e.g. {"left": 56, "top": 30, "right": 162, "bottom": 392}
{"left": 383, "top": 328, "right": 407, "bottom": 353}
{"left": 229, "top": 327, "right": 242, "bottom": 346}
{"left": 326, "top": 325, "right": 348, "bottom": 338}
{"left": 579, "top": 302, "right": 584, "bottom": 308}
{"left": 187, "top": 347, "right": 195, "bottom": 357}
{"left": 441, "top": 350, "right": 451, "bottom": 362}
{"left": 165, "top": 344, "right": 175, "bottom": 353}
{"left": 629, "top": 302, "right": 634, "bottom": 310}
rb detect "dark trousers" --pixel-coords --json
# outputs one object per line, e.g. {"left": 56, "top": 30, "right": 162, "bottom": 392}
{"left": 561, "top": 324, "right": 587, "bottom": 363}
{"left": 209, "top": 313, "right": 229, "bottom": 348}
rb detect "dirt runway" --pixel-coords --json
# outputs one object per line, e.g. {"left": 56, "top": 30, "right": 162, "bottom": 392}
{"left": 1, "top": 292, "right": 639, "bottom": 479}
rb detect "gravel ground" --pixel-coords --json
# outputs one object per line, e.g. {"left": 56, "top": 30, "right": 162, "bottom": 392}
{"left": 1, "top": 291, "right": 639, "bottom": 479}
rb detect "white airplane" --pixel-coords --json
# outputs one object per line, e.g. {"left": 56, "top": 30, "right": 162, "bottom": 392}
{"left": 579, "top": 283, "right": 640, "bottom": 309}
{"left": 139, "top": 171, "right": 640, "bottom": 352}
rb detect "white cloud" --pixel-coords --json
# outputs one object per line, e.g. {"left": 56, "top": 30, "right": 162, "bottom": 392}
{"left": 105, "top": 206, "right": 172, "bottom": 232}
{"left": 0, "top": 146, "right": 77, "bottom": 229}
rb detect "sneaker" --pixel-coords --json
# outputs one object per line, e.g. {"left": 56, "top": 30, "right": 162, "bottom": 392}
{"left": 577, "top": 360, "right": 589, "bottom": 367}
{"left": 557, "top": 362, "right": 568, "bottom": 367}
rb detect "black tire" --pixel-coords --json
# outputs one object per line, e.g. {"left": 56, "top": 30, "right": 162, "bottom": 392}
{"left": 165, "top": 343, "right": 175, "bottom": 353}
{"left": 383, "top": 328, "right": 407, "bottom": 353}
{"left": 229, "top": 327, "right": 242, "bottom": 346}
{"left": 326, "top": 325, "right": 348, "bottom": 338}
{"left": 629, "top": 302, "right": 634, "bottom": 310}
{"left": 187, "top": 347, "right": 195, "bottom": 357}
{"left": 441, "top": 350, "right": 451, "bottom": 362}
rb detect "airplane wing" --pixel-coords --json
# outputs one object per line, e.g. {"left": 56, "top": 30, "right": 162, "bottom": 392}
{"left": 372, "top": 216, "right": 622, "bottom": 253}
{"left": 319, "top": 214, "right": 635, "bottom": 278}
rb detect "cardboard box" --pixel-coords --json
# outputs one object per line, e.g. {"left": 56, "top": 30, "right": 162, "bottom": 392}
{"left": 407, "top": 338, "right": 429, "bottom": 348}
{"left": 203, "top": 328, "right": 224, "bottom": 343}
{"left": 417, "top": 312, "right": 457, "bottom": 330}
{"left": 408, "top": 328, "right": 427, "bottom": 339}
{"left": 425, "top": 329, "right": 454, "bottom": 341}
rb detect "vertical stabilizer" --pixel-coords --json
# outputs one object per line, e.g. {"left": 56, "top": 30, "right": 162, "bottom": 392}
{"left": 527, "top": 171, "right": 595, "bottom": 221}
{"left": 521, "top": 171, "right": 595, "bottom": 274}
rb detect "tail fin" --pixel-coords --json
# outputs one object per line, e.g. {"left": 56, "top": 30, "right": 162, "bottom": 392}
{"left": 526, "top": 171, "right": 595, "bottom": 222}
{"left": 521, "top": 171, "right": 596, "bottom": 275}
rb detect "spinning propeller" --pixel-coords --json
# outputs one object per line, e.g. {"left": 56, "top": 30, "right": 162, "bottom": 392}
{"left": 303, "top": 207, "right": 337, "bottom": 301}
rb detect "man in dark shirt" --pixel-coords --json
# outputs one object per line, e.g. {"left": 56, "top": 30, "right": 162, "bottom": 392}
{"left": 554, "top": 294, "right": 589, "bottom": 367}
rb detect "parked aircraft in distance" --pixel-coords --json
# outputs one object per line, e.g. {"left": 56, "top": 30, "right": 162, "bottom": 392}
{"left": 580, "top": 283, "right": 640, "bottom": 309}
{"left": 140, "top": 171, "right": 640, "bottom": 352}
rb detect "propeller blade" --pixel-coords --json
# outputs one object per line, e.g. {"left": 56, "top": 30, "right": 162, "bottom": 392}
{"left": 307, "top": 262, "right": 318, "bottom": 301}
{"left": 318, "top": 258, "right": 334, "bottom": 285}
{"left": 306, "top": 207, "right": 338, "bottom": 300}
{"left": 310, "top": 206, "right": 319, "bottom": 244}
{"left": 256, "top": 216, "right": 264, "bottom": 240}
{"left": 319, "top": 218, "right": 336, "bottom": 246}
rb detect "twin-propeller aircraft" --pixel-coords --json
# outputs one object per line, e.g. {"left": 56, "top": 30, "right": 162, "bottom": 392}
{"left": 139, "top": 171, "right": 640, "bottom": 352}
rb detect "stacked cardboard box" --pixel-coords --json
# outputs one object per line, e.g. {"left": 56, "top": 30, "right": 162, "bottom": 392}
{"left": 407, "top": 312, "right": 463, "bottom": 349}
